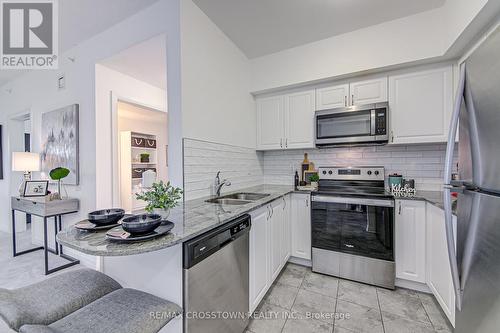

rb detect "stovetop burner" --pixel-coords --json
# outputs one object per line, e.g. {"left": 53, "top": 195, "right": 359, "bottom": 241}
{"left": 315, "top": 166, "right": 392, "bottom": 198}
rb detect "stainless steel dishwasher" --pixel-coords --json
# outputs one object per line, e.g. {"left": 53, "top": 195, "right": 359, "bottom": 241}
{"left": 183, "top": 214, "right": 250, "bottom": 333}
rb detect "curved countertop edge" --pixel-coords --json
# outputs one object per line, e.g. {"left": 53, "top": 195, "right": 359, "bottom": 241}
{"left": 394, "top": 190, "right": 458, "bottom": 215}
{"left": 56, "top": 185, "right": 297, "bottom": 257}
{"left": 57, "top": 186, "right": 455, "bottom": 257}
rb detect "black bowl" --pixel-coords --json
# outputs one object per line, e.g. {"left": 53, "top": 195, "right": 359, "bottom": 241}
{"left": 121, "top": 214, "right": 162, "bottom": 235}
{"left": 88, "top": 209, "right": 125, "bottom": 225}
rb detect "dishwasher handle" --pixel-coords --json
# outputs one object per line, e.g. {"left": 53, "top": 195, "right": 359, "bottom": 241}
{"left": 183, "top": 214, "right": 251, "bottom": 269}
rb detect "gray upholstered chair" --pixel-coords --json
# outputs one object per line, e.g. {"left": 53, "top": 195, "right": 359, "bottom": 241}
{"left": 18, "top": 288, "right": 182, "bottom": 333}
{"left": 0, "top": 268, "right": 122, "bottom": 332}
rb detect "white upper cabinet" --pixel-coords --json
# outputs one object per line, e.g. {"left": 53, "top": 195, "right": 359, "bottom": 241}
{"left": 284, "top": 90, "right": 315, "bottom": 149}
{"left": 316, "top": 84, "right": 349, "bottom": 110}
{"left": 395, "top": 200, "right": 426, "bottom": 283}
{"left": 256, "top": 95, "right": 284, "bottom": 150}
{"left": 256, "top": 91, "right": 315, "bottom": 151}
{"left": 389, "top": 66, "right": 453, "bottom": 144}
{"left": 291, "top": 193, "right": 311, "bottom": 260}
{"left": 350, "top": 77, "right": 388, "bottom": 106}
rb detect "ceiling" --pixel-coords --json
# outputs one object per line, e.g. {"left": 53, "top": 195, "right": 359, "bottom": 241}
{"left": 0, "top": 0, "right": 159, "bottom": 87}
{"left": 118, "top": 101, "right": 167, "bottom": 123}
{"left": 193, "top": 0, "right": 447, "bottom": 59}
{"left": 99, "top": 35, "right": 167, "bottom": 90}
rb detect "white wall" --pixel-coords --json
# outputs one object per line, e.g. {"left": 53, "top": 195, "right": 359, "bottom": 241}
{"left": 249, "top": 0, "right": 488, "bottom": 92}
{"left": 95, "top": 65, "right": 167, "bottom": 209}
{"left": 0, "top": 0, "right": 182, "bottom": 268}
{"left": 180, "top": 0, "right": 256, "bottom": 149}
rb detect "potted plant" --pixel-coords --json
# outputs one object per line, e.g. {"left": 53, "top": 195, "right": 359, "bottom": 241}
{"left": 135, "top": 181, "right": 183, "bottom": 219}
{"left": 140, "top": 153, "right": 150, "bottom": 163}
{"left": 309, "top": 173, "right": 320, "bottom": 189}
{"left": 49, "top": 167, "right": 70, "bottom": 200}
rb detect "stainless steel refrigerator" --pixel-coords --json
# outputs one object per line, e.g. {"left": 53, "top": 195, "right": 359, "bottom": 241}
{"left": 444, "top": 25, "right": 500, "bottom": 333}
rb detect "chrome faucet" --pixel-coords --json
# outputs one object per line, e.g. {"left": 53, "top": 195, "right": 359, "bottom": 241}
{"left": 214, "top": 171, "right": 231, "bottom": 197}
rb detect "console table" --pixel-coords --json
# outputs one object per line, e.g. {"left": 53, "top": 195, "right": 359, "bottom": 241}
{"left": 11, "top": 196, "right": 80, "bottom": 275}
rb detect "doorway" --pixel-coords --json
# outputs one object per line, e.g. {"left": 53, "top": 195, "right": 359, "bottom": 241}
{"left": 116, "top": 100, "right": 168, "bottom": 212}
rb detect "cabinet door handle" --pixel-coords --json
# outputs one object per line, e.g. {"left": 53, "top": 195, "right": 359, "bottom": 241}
{"left": 344, "top": 95, "right": 347, "bottom": 106}
{"left": 351, "top": 94, "right": 354, "bottom": 105}
{"left": 285, "top": 138, "right": 288, "bottom": 148}
{"left": 283, "top": 196, "right": 286, "bottom": 210}
{"left": 280, "top": 138, "right": 283, "bottom": 148}
{"left": 398, "top": 202, "right": 402, "bottom": 215}
{"left": 391, "top": 131, "right": 394, "bottom": 143}
{"left": 305, "top": 198, "right": 309, "bottom": 207}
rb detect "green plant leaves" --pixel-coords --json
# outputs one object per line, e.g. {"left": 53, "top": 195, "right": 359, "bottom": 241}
{"left": 49, "top": 167, "right": 70, "bottom": 180}
{"left": 135, "top": 181, "right": 183, "bottom": 213}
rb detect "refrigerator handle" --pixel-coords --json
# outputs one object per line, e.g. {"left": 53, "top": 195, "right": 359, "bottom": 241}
{"left": 443, "top": 63, "right": 466, "bottom": 311}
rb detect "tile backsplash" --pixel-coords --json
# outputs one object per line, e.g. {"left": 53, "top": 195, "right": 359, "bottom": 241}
{"left": 263, "top": 144, "right": 458, "bottom": 191}
{"left": 183, "top": 138, "right": 264, "bottom": 200}
{"left": 183, "top": 139, "right": 457, "bottom": 199}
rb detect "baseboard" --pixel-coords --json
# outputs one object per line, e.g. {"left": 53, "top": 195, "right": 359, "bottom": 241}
{"left": 288, "top": 256, "right": 312, "bottom": 267}
{"left": 395, "top": 278, "right": 432, "bottom": 293}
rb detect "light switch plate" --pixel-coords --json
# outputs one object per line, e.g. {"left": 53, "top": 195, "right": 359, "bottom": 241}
{"left": 57, "top": 74, "right": 65, "bottom": 90}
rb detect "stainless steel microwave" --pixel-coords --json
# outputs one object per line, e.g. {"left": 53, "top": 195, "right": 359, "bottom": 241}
{"left": 315, "top": 102, "right": 389, "bottom": 147}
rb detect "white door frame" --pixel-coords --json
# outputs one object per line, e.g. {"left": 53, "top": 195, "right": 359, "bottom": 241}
{"left": 110, "top": 91, "right": 165, "bottom": 207}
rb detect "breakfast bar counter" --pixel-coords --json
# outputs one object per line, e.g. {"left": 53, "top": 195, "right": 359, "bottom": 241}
{"left": 56, "top": 185, "right": 296, "bottom": 256}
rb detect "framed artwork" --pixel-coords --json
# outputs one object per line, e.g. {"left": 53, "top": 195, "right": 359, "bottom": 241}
{"left": 24, "top": 180, "right": 49, "bottom": 197}
{"left": 41, "top": 104, "right": 79, "bottom": 185}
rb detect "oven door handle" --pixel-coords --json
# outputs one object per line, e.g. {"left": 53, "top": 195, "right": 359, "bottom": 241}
{"left": 312, "top": 195, "right": 394, "bottom": 207}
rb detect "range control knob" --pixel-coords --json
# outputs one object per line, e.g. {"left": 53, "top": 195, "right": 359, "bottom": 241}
{"left": 322, "top": 170, "right": 327, "bottom": 175}
{"left": 328, "top": 170, "right": 333, "bottom": 175}
{"left": 367, "top": 171, "right": 372, "bottom": 175}
{"left": 374, "top": 171, "right": 380, "bottom": 176}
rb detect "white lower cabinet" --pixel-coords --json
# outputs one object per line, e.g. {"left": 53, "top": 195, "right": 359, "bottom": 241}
{"left": 395, "top": 200, "right": 426, "bottom": 283}
{"left": 249, "top": 206, "right": 270, "bottom": 313}
{"left": 394, "top": 200, "right": 456, "bottom": 326}
{"left": 291, "top": 193, "right": 311, "bottom": 260}
{"left": 426, "top": 203, "right": 456, "bottom": 325}
{"left": 249, "top": 195, "right": 291, "bottom": 312}
{"left": 270, "top": 199, "right": 284, "bottom": 281}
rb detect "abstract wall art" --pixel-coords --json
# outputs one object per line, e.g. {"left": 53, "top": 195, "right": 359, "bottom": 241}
{"left": 41, "top": 104, "right": 79, "bottom": 185}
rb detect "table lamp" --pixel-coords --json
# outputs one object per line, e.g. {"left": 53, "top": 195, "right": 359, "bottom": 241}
{"left": 12, "top": 152, "right": 40, "bottom": 196}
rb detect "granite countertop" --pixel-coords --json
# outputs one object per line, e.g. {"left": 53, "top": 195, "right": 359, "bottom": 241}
{"left": 394, "top": 190, "right": 458, "bottom": 214}
{"left": 57, "top": 185, "right": 297, "bottom": 257}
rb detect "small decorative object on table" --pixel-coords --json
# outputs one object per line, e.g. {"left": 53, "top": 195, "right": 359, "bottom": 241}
{"left": 308, "top": 173, "right": 320, "bottom": 189}
{"left": 140, "top": 153, "right": 150, "bottom": 163}
{"left": 135, "top": 181, "right": 183, "bottom": 220}
{"left": 391, "top": 182, "right": 417, "bottom": 197}
{"left": 23, "top": 180, "right": 49, "bottom": 197}
{"left": 49, "top": 167, "right": 70, "bottom": 200}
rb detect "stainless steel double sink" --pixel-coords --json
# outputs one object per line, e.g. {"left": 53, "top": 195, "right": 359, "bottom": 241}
{"left": 205, "top": 192, "right": 270, "bottom": 205}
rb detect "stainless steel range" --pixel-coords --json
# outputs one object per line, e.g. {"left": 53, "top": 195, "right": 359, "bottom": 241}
{"left": 311, "top": 166, "right": 395, "bottom": 289}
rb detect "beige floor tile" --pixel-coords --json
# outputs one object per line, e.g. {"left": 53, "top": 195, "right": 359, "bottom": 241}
{"left": 282, "top": 317, "right": 333, "bottom": 333}
{"left": 301, "top": 271, "right": 339, "bottom": 298}
{"left": 338, "top": 280, "right": 379, "bottom": 309}
{"left": 382, "top": 311, "right": 436, "bottom": 333}
{"left": 291, "top": 288, "right": 336, "bottom": 324}
{"left": 335, "top": 299, "right": 384, "bottom": 333}
{"left": 265, "top": 282, "right": 300, "bottom": 310}
{"left": 377, "top": 287, "right": 431, "bottom": 324}
{"left": 248, "top": 302, "right": 289, "bottom": 333}
{"left": 278, "top": 264, "right": 308, "bottom": 288}
{"left": 418, "top": 292, "right": 453, "bottom": 332}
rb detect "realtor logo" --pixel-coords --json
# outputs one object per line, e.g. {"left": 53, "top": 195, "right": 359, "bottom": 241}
{"left": 1, "top": 0, "right": 58, "bottom": 69}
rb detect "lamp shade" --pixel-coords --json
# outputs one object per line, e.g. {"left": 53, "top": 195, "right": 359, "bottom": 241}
{"left": 12, "top": 152, "right": 40, "bottom": 172}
